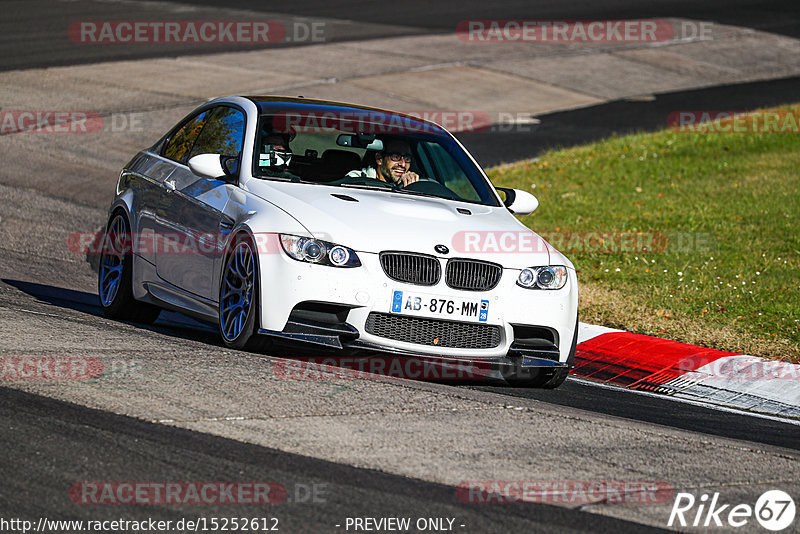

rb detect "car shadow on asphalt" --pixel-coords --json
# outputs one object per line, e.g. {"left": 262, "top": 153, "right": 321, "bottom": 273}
{"left": 1, "top": 278, "right": 220, "bottom": 344}
{"left": 2, "top": 278, "right": 515, "bottom": 388}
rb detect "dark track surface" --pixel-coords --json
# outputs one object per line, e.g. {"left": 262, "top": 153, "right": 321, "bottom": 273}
{"left": 3, "top": 0, "right": 798, "bottom": 71}
{"left": 0, "top": 386, "right": 668, "bottom": 533}
{"left": 8, "top": 280, "right": 800, "bottom": 454}
{"left": 3, "top": 2, "right": 799, "bottom": 530}
{"left": 5, "top": 1, "right": 799, "bottom": 169}
{"left": 187, "top": 0, "right": 800, "bottom": 37}
{"left": 467, "top": 380, "right": 800, "bottom": 451}
{"left": 459, "top": 76, "right": 800, "bottom": 167}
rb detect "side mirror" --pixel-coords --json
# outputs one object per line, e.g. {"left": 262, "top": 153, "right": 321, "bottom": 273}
{"left": 188, "top": 154, "right": 237, "bottom": 181}
{"left": 496, "top": 187, "right": 539, "bottom": 215}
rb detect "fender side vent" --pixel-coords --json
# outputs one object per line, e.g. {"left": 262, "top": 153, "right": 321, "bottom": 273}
{"left": 332, "top": 194, "right": 358, "bottom": 202}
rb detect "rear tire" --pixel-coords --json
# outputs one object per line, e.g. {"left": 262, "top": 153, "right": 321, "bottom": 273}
{"left": 505, "top": 315, "right": 578, "bottom": 389}
{"left": 97, "top": 212, "right": 161, "bottom": 324}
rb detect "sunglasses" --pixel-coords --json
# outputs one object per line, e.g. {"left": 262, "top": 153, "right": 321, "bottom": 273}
{"left": 383, "top": 151, "right": 412, "bottom": 163}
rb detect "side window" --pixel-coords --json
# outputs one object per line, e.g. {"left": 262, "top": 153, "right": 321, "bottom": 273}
{"left": 163, "top": 111, "right": 208, "bottom": 163}
{"left": 189, "top": 107, "right": 245, "bottom": 160}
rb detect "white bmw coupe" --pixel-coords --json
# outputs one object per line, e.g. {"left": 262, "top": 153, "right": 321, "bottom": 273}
{"left": 99, "top": 96, "right": 578, "bottom": 387}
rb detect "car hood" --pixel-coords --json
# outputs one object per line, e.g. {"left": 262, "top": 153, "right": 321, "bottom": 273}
{"left": 245, "top": 179, "right": 551, "bottom": 268}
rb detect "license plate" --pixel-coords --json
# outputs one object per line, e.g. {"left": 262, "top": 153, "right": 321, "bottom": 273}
{"left": 391, "top": 290, "right": 489, "bottom": 322}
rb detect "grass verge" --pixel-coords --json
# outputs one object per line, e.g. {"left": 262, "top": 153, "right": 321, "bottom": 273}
{"left": 488, "top": 105, "right": 800, "bottom": 362}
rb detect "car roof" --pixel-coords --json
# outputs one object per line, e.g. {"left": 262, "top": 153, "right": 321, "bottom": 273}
{"left": 240, "top": 95, "right": 449, "bottom": 136}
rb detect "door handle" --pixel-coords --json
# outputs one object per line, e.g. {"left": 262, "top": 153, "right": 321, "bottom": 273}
{"left": 164, "top": 179, "right": 176, "bottom": 192}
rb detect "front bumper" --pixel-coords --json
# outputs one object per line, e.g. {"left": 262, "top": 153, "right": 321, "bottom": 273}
{"left": 257, "top": 248, "right": 578, "bottom": 365}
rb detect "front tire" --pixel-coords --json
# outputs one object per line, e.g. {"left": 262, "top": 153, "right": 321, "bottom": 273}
{"left": 97, "top": 212, "right": 161, "bottom": 324}
{"left": 219, "top": 234, "right": 265, "bottom": 350}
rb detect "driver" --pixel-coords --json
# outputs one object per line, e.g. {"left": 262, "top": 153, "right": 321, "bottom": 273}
{"left": 347, "top": 138, "right": 420, "bottom": 187}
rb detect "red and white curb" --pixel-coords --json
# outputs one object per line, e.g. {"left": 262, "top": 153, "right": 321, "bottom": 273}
{"left": 574, "top": 324, "right": 800, "bottom": 419}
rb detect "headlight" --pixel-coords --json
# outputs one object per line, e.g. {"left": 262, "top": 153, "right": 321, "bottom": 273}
{"left": 517, "top": 266, "right": 568, "bottom": 290}
{"left": 279, "top": 235, "right": 361, "bottom": 267}
{"left": 302, "top": 240, "right": 325, "bottom": 262}
{"left": 328, "top": 245, "right": 350, "bottom": 266}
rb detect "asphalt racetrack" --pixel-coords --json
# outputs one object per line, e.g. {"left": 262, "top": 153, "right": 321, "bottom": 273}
{"left": 1, "top": 1, "right": 799, "bottom": 532}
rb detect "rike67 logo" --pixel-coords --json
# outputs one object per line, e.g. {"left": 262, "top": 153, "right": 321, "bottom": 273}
{"left": 668, "top": 490, "right": 795, "bottom": 531}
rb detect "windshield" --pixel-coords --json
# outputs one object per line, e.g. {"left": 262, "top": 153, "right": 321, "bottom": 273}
{"left": 252, "top": 114, "right": 501, "bottom": 207}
